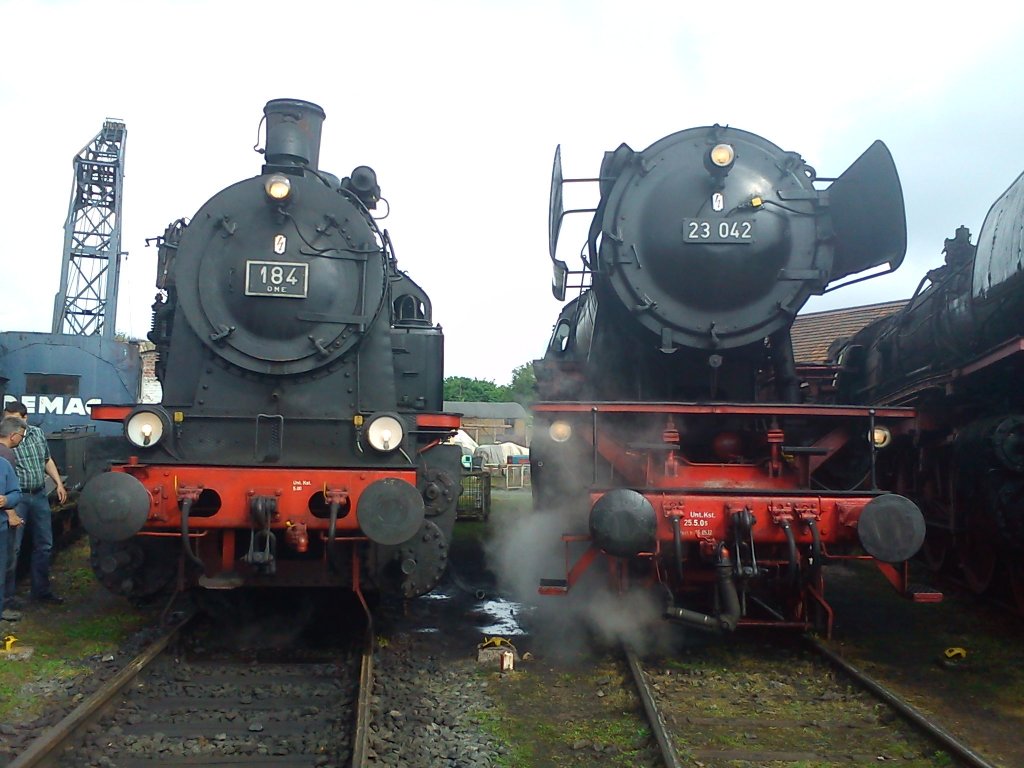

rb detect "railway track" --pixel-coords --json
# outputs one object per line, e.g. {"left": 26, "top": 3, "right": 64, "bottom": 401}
{"left": 625, "top": 636, "right": 1001, "bottom": 768}
{"left": 8, "top": 611, "right": 374, "bottom": 768}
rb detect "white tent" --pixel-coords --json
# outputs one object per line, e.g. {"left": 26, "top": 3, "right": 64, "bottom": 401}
{"left": 444, "top": 429, "right": 478, "bottom": 456}
{"left": 473, "top": 442, "right": 528, "bottom": 468}
{"left": 499, "top": 442, "right": 528, "bottom": 459}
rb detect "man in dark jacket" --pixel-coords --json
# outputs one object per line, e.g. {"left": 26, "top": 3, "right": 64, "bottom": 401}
{"left": 0, "top": 416, "right": 25, "bottom": 621}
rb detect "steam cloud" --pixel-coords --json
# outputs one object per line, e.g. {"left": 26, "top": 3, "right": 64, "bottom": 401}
{"left": 484, "top": 498, "right": 679, "bottom": 657}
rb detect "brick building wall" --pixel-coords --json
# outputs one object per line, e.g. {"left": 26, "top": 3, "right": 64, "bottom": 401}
{"left": 138, "top": 341, "right": 162, "bottom": 404}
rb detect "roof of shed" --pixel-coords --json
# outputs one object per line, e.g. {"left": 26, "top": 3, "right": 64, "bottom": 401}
{"left": 443, "top": 401, "right": 528, "bottom": 419}
{"left": 790, "top": 299, "right": 908, "bottom": 363}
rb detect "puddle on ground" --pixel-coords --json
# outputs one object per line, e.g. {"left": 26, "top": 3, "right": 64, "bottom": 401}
{"left": 419, "top": 589, "right": 454, "bottom": 601}
{"left": 475, "top": 598, "right": 526, "bottom": 636}
{"left": 394, "top": 581, "right": 530, "bottom": 638}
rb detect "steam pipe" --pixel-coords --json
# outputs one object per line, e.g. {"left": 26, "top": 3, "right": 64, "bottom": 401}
{"left": 779, "top": 520, "right": 798, "bottom": 586}
{"left": 805, "top": 518, "right": 823, "bottom": 582}
{"left": 323, "top": 499, "right": 344, "bottom": 575}
{"left": 673, "top": 517, "right": 684, "bottom": 582}
{"left": 664, "top": 547, "right": 741, "bottom": 632}
{"left": 179, "top": 497, "right": 205, "bottom": 571}
{"left": 328, "top": 500, "right": 340, "bottom": 548}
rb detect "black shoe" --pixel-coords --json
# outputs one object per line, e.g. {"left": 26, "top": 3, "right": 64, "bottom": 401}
{"left": 33, "top": 593, "right": 65, "bottom": 605}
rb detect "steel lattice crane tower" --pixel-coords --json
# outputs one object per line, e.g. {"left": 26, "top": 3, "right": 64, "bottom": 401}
{"left": 51, "top": 119, "right": 127, "bottom": 338}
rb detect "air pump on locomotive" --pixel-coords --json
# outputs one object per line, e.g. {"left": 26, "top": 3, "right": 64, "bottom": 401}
{"left": 533, "top": 125, "right": 937, "bottom": 635}
{"left": 832, "top": 169, "right": 1024, "bottom": 608}
{"left": 77, "top": 99, "right": 462, "bottom": 602}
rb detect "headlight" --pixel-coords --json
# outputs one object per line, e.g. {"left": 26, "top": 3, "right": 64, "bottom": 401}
{"left": 549, "top": 420, "right": 572, "bottom": 443}
{"left": 264, "top": 173, "right": 292, "bottom": 200}
{"left": 125, "top": 407, "right": 170, "bottom": 448}
{"left": 366, "top": 414, "right": 404, "bottom": 452}
{"left": 869, "top": 426, "right": 892, "bottom": 449}
{"left": 709, "top": 143, "right": 735, "bottom": 167}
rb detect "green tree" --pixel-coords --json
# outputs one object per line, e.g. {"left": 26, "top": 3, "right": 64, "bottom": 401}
{"left": 444, "top": 362, "right": 536, "bottom": 404}
{"left": 506, "top": 362, "right": 536, "bottom": 407}
{"left": 443, "top": 376, "right": 507, "bottom": 402}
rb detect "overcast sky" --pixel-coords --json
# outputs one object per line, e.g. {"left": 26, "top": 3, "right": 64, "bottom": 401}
{"left": 2, "top": 0, "right": 1023, "bottom": 385}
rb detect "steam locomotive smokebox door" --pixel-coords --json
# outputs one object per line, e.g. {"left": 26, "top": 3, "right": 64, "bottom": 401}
{"left": 176, "top": 178, "right": 384, "bottom": 377}
{"left": 597, "top": 127, "right": 819, "bottom": 350}
{"left": 857, "top": 494, "right": 926, "bottom": 563}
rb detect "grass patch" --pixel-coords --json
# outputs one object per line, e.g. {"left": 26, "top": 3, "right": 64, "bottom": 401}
{"left": 64, "top": 564, "right": 99, "bottom": 594}
{"left": 469, "top": 706, "right": 533, "bottom": 767}
{"left": 0, "top": 537, "right": 155, "bottom": 722}
{"left": 61, "top": 613, "right": 146, "bottom": 647}
{"left": 483, "top": 661, "right": 655, "bottom": 768}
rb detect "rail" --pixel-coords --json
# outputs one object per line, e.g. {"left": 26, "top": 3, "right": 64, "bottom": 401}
{"left": 623, "top": 644, "right": 684, "bottom": 768}
{"left": 9, "top": 611, "right": 194, "bottom": 768}
{"left": 350, "top": 618, "right": 375, "bottom": 767}
{"left": 806, "top": 637, "right": 1001, "bottom": 768}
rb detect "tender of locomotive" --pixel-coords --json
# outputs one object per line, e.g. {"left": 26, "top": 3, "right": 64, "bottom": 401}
{"left": 78, "top": 99, "right": 461, "bottom": 603}
{"left": 833, "top": 170, "right": 1024, "bottom": 607}
{"left": 534, "top": 125, "right": 936, "bottom": 635}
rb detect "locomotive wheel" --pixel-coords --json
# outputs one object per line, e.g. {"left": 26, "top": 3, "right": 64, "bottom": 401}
{"left": 956, "top": 506, "right": 998, "bottom": 594}
{"left": 921, "top": 528, "right": 951, "bottom": 573}
{"left": 1008, "top": 559, "right": 1024, "bottom": 613}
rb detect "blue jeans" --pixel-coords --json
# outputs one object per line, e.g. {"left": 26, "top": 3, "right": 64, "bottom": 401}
{"left": 12, "top": 491, "right": 54, "bottom": 599}
{"left": 3, "top": 509, "right": 24, "bottom": 600}
{"left": 0, "top": 515, "right": 8, "bottom": 616}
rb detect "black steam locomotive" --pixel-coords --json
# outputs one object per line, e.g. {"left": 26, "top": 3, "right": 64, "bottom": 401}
{"left": 78, "top": 99, "right": 461, "bottom": 602}
{"left": 533, "top": 126, "right": 936, "bottom": 635}
{"left": 833, "top": 169, "right": 1024, "bottom": 606}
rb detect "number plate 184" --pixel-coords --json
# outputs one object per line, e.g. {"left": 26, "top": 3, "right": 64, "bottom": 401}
{"left": 683, "top": 218, "right": 756, "bottom": 244}
{"left": 245, "top": 260, "right": 309, "bottom": 298}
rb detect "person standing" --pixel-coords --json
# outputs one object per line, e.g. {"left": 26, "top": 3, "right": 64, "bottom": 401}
{"left": 0, "top": 416, "right": 26, "bottom": 616}
{"left": 3, "top": 400, "right": 67, "bottom": 606}
{"left": 0, "top": 416, "right": 25, "bottom": 621}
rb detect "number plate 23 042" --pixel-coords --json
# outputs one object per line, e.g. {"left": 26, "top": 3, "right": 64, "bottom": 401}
{"left": 683, "top": 218, "right": 756, "bottom": 244}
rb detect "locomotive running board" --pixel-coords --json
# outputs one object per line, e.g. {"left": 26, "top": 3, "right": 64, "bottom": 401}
{"left": 198, "top": 572, "right": 244, "bottom": 590}
{"left": 539, "top": 536, "right": 598, "bottom": 595}
{"left": 875, "top": 561, "right": 943, "bottom": 602}
{"left": 538, "top": 578, "right": 570, "bottom": 594}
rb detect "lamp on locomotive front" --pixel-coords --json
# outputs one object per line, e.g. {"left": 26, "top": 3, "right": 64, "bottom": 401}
{"left": 705, "top": 142, "right": 736, "bottom": 185}
{"left": 346, "top": 166, "right": 381, "bottom": 209}
{"left": 124, "top": 406, "right": 170, "bottom": 448}
{"left": 548, "top": 420, "right": 572, "bottom": 443}
{"left": 264, "top": 174, "right": 292, "bottom": 200}
{"left": 709, "top": 143, "right": 735, "bottom": 167}
{"left": 364, "top": 413, "right": 405, "bottom": 453}
{"left": 870, "top": 426, "right": 893, "bottom": 449}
